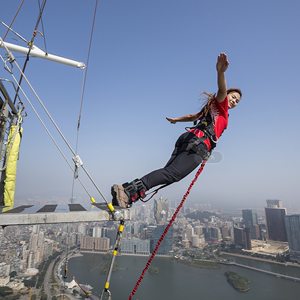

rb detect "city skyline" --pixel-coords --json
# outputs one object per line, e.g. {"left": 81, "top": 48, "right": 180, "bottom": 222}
{"left": 2, "top": 194, "right": 300, "bottom": 299}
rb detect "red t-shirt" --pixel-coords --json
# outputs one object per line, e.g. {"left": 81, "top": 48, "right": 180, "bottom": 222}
{"left": 188, "top": 96, "right": 229, "bottom": 150}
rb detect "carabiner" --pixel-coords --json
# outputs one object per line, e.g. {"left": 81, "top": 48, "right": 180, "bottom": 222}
{"left": 100, "top": 288, "right": 112, "bottom": 300}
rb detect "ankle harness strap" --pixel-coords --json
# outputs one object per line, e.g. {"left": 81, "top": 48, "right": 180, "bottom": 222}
{"left": 123, "top": 179, "right": 147, "bottom": 204}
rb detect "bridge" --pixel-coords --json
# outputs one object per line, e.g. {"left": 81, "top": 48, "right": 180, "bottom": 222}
{"left": 233, "top": 262, "right": 300, "bottom": 282}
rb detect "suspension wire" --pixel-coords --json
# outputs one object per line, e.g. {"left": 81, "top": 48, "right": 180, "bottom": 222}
{"left": 0, "top": 40, "right": 108, "bottom": 205}
{"left": 71, "top": 0, "right": 99, "bottom": 201}
{"left": 2, "top": 0, "right": 25, "bottom": 42}
{"left": 77, "top": 0, "right": 98, "bottom": 133}
{"left": 0, "top": 49, "right": 93, "bottom": 199}
{"left": 128, "top": 160, "right": 207, "bottom": 299}
{"left": 0, "top": 20, "right": 29, "bottom": 44}
{"left": 37, "top": 0, "right": 48, "bottom": 55}
{"left": 13, "top": 0, "right": 47, "bottom": 105}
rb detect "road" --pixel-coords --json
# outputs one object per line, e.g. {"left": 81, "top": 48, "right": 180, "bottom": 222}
{"left": 44, "top": 259, "right": 55, "bottom": 300}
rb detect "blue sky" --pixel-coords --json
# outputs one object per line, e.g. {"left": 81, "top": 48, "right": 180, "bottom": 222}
{"left": 1, "top": 0, "right": 300, "bottom": 210}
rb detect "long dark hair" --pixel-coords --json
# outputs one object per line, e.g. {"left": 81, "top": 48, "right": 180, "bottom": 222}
{"left": 200, "top": 88, "right": 242, "bottom": 116}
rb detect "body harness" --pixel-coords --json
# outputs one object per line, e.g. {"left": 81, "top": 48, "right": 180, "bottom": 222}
{"left": 185, "top": 111, "right": 218, "bottom": 160}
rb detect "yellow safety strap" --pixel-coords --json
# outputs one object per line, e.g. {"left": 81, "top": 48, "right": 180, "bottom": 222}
{"left": 4, "top": 125, "right": 23, "bottom": 207}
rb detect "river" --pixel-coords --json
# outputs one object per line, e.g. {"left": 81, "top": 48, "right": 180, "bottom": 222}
{"left": 63, "top": 253, "right": 300, "bottom": 300}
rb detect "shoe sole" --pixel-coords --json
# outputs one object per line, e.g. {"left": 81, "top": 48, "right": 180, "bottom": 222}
{"left": 111, "top": 185, "right": 122, "bottom": 207}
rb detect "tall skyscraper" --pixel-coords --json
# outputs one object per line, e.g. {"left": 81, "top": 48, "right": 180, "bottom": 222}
{"left": 242, "top": 209, "right": 258, "bottom": 239}
{"left": 121, "top": 238, "right": 150, "bottom": 255}
{"left": 265, "top": 200, "right": 287, "bottom": 242}
{"left": 93, "top": 227, "right": 102, "bottom": 238}
{"left": 234, "top": 227, "right": 252, "bottom": 250}
{"left": 149, "top": 225, "right": 173, "bottom": 256}
{"left": 220, "top": 226, "right": 229, "bottom": 239}
{"left": 186, "top": 225, "right": 194, "bottom": 242}
{"left": 154, "top": 196, "right": 169, "bottom": 224}
{"left": 285, "top": 215, "right": 300, "bottom": 261}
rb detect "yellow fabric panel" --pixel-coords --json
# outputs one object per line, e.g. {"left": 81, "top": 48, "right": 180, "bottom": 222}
{"left": 4, "top": 126, "right": 23, "bottom": 207}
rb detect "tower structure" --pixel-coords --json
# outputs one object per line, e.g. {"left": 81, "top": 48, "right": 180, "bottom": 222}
{"left": 242, "top": 209, "right": 259, "bottom": 239}
{"left": 154, "top": 196, "right": 169, "bottom": 224}
{"left": 285, "top": 214, "right": 300, "bottom": 261}
{"left": 265, "top": 200, "right": 287, "bottom": 242}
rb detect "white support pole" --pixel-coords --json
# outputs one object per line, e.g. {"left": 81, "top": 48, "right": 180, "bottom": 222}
{"left": 0, "top": 41, "right": 86, "bottom": 69}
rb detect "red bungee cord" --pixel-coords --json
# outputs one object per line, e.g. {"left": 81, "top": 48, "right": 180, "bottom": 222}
{"left": 128, "top": 160, "right": 207, "bottom": 300}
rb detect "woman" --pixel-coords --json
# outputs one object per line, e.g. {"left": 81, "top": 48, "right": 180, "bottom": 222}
{"left": 111, "top": 52, "right": 242, "bottom": 208}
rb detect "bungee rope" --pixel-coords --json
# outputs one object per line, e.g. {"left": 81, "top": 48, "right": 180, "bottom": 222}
{"left": 2, "top": 0, "right": 25, "bottom": 42}
{"left": 128, "top": 160, "right": 207, "bottom": 300}
{"left": 13, "top": 0, "right": 48, "bottom": 105}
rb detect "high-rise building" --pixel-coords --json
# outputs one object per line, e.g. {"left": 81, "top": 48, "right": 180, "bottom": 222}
{"left": 191, "top": 235, "right": 200, "bottom": 247}
{"left": 80, "top": 236, "right": 94, "bottom": 251}
{"left": 242, "top": 209, "right": 258, "bottom": 239}
{"left": 221, "top": 226, "right": 229, "bottom": 239}
{"left": 194, "top": 226, "right": 203, "bottom": 237}
{"left": 154, "top": 196, "right": 169, "bottom": 224}
{"left": 93, "top": 227, "right": 102, "bottom": 238}
{"left": 186, "top": 225, "right": 194, "bottom": 242}
{"left": 105, "top": 227, "right": 118, "bottom": 247}
{"left": 29, "top": 233, "right": 38, "bottom": 252}
{"left": 78, "top": 224, "right": 86, "bottom": 235}
{"left": 244, "top": 228, "right": 252, "bottom": 250}
{"left": 285, "top": 215, "right": 300, "bottom": 261}
{"left": 37, "top": 232, "right": 44, "bottom": 249}
{"left": 94, "top": 238, "right": 110, "bottom": 252}
{"left": 210, "top": 227, "right": 222, "bottom": 241}
{"left": 265, "top": 200, "right": 287, "bottom": 242}
{"left": 149, "top": 225, "right": 173, "bottom": 256}
{"left": 32, "top": 225, "right": 40, "bottom": 234}
{"left": 234, "top": 227, "right": 252, "bottom": 250}
{"left": 121, "top": 238, "right": 150, "bottom": 255}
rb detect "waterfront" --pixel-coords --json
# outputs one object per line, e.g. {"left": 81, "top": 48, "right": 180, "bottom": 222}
{"left": 64, "top": 253, "right": 300, "bottom": 300}
{"left": 221, "top": 253, "right": 300, "bottom": 278}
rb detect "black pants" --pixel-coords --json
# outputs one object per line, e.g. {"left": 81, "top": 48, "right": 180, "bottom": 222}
{"left": 140, "top": 132, "right": 206, "bottom": 190}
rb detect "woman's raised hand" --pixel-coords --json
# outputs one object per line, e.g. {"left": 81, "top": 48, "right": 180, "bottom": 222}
{"left": 216, "top": 52, "right": 229, "bottom": 73}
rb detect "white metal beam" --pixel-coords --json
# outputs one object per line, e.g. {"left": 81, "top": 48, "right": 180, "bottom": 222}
{"left": 0, "top": 41, "right": 86, "bottom": 69}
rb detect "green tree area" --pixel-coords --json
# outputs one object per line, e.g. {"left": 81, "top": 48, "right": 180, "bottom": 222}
{"left": 24, "top": 251, "right": 60, "bottom": 290}
{"left": 100, "top": 262, "right": 119, "bottom": 274}
{"left": 173, "top": 258, "right": 222, "bottom": 270}
{"left": 225, "top": 271, "right": 250, "bottom": 292}
{"left": 149, "top": 267, "right": 159, "bottom": 274}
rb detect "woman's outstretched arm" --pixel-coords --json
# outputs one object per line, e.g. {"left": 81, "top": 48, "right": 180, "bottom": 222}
{"left": 216, "top": 52, "right": 229, "bottom": 103}
{"left": 166, "top": 113, "right": 199, "bottom": 124}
